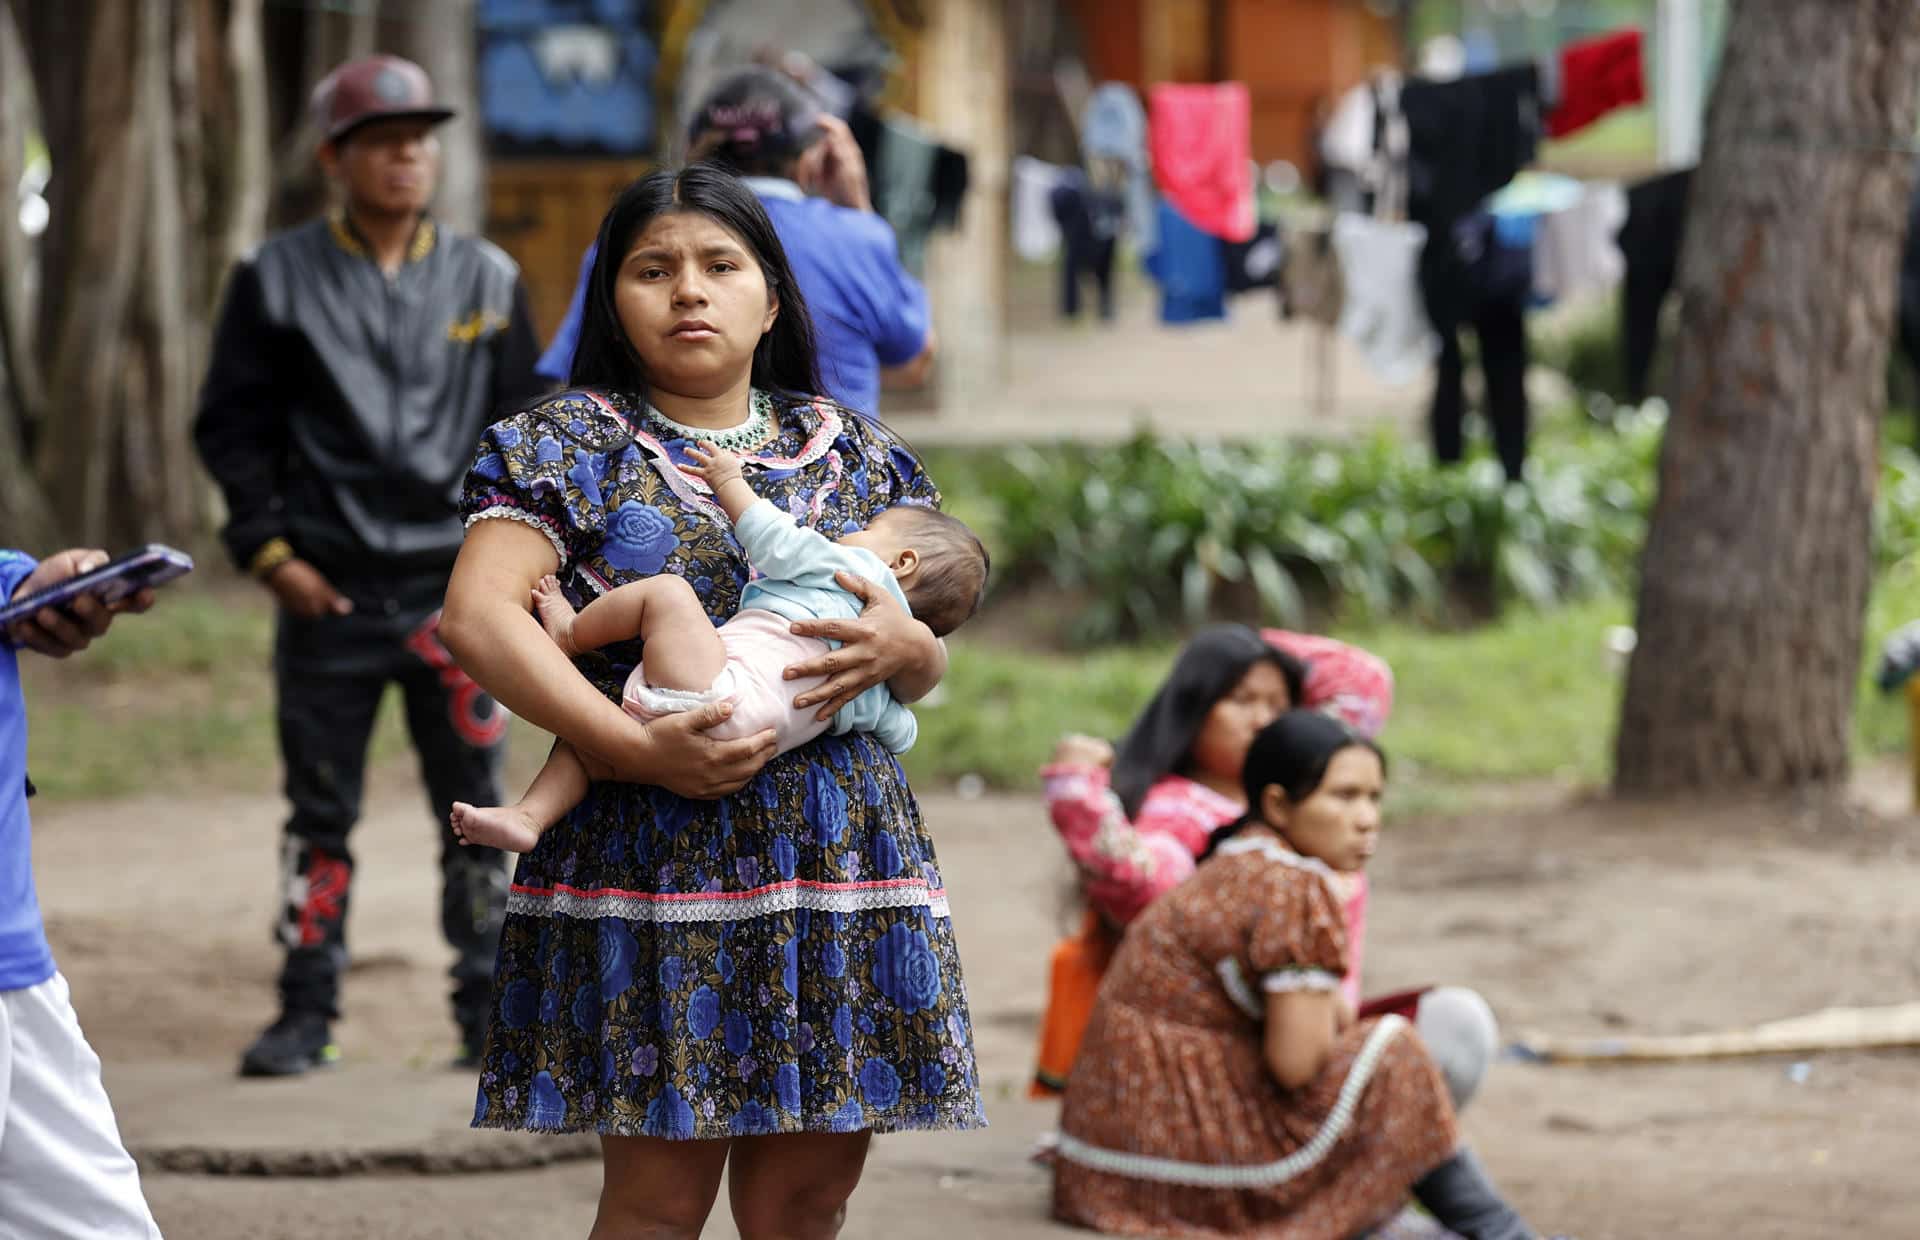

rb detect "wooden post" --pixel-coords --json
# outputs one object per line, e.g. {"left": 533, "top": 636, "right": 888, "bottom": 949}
{"left": 918, "top": 0, "right": 1010, "bottom": 417}
{"left": 1907, "top": 678, "right": 1920, "bottom": 810}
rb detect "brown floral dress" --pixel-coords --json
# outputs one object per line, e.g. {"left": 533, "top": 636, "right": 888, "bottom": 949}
{"left": 1054, "top": 830, "right": 1457, "bottom": 1238}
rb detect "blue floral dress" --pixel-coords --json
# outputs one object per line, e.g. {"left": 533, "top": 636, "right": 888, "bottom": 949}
{"left": 460, "top": 388, "right": 986, "bottom": 1139}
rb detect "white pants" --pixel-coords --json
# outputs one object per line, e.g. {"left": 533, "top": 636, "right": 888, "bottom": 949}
{"left": 1415, "top": 986, "right": 1500, "bottom": 1111}
{"left": 0, "top": 973, "right": 162, "bottom": 1239}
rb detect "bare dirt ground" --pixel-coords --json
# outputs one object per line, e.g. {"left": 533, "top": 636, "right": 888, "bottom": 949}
{"left": 34, "top": 761, "right": 1920, "bottom": 1239}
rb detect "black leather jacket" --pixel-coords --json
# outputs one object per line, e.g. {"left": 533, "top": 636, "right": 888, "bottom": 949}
{"left": 194, "top": 213, "right": 547, "bottom": 579}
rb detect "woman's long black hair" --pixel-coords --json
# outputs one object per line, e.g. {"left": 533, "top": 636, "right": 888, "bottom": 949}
{"left": 568, "top": 162, "right": 824, "bottom": 406}
{"left": 1109, "top": 625, "right": 1307, "bottom": 819}
{"left": 1199, "top": 710, "right": 1387, "bottom": 861}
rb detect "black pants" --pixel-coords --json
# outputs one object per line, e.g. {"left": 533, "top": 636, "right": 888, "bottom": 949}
{"left": 1617, "top": 169, "right": 1690, "bottom": 404}
{"left": 1430, "top": 296, "right": 1531, "bottom": 483}
{"left": 273, "top": 573, "right": 508, "bottom": 1030}
{"left": 1052, "top": 180, "right": 1117, "bottom": 321}
{"left": 1061, "top": 233, "right": 1116, "bottom": 320}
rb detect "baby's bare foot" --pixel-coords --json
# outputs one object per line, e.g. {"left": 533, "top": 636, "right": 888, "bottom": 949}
{"left": 450, "top": 801, "right": 545, "bottom": 854}
{"left": 531, "top": 574, "right": 580, "bottom": 657}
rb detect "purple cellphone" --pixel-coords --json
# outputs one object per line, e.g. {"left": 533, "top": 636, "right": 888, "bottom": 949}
{"left": 0, "top": 544, "right": 194, "bottom": 627}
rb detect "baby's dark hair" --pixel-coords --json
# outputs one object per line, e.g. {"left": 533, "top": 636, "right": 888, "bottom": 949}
{"left": 876, "top": 506, "right": 989, "bottom": 637}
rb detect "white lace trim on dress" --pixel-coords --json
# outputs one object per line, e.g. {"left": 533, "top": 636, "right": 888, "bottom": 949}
{"left": 465, "top": 506, "right": 567, "bottom": 567}
{"left": 508, "top": 878, "right": 951, "bottom": 924}
{"left": 1054, "top": 1015, "right": 1410, "bottom": 1188}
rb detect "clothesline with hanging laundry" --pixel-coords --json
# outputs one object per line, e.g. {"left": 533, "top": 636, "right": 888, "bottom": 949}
{"left": 1299, "top": 26, "right": 1646, "bottom": 481}
{"left": 1013, "top": 81, "right": 1284, "bottom": 326}
{"left": 1013, "top": 25, "right": 1648, "bottom": 455}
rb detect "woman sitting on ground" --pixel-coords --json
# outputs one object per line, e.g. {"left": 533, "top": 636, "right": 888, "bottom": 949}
{"left": 1033, "top": 625, "right": 1497, "bottom": 1111}
{"left": 1054, "top": 710, "right": 1541, "bottom": 1240}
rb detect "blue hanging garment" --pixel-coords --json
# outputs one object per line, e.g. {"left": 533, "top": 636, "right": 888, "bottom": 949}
{"left": 1144, "top": 199, "right": 1227, "bottom": 324}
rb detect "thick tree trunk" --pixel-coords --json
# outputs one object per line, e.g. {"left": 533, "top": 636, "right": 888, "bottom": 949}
{"left": 3, "top": 0, "right": 266, "bottom": 549}
{"left": 189, "top": 0, "right": 269, "bottom": 296}
{"left": 394, "top": 0, "right": 482, "bottom": 237}
{"left": 269, "top": 0, "right": 379, "bottom": 228}
{"left": 24, "top": 0, "right": 229, "bottom": 546}
{"left": 221, "top": 0, "right": 270, "bottom": 268}
{"left": 1615, "top": 0, "right": 1920, "bottom": 795}
{"left": 123, "top": 0, "right": 203, "bottom": 543}
{"left": 264, "top": 2, "right": 482, "bottom": 234}
{"left": 28, "top": 3, "right": 146, "bottom": 543}
{"left": 920, "top": 0, "right": 1009, "bottom": 412}
{"left": 194, "top": 0, "right": 270, "bottom": 550}
{"left": 0, "top": 0, "right": 54, "bottom": 547}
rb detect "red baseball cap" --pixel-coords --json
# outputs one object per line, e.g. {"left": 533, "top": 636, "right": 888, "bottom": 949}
{"left": 312, "top": 54, "right": 455, "bottom": 144}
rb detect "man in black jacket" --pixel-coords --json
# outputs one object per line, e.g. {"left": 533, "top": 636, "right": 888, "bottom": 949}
{"left": 194, "top": 55, "right": 548, "bottom": 1077}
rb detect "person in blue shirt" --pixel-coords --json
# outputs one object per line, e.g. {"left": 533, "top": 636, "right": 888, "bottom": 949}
{"left": 1, "top": 548, "right": 162, "bottom": 1237}
{"left": 536, "top": 67, "right": 935, "bottom": 417}
{"left": 448, "top": 440, "right": 987, "bottom": 854}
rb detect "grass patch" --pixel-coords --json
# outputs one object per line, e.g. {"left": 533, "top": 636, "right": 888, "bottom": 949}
{"left": 1346, "top": 597, "right": 1629, "bottom": 786}
{"left": 1858, "top": 556, "right": 1920, "bottom": 758}
{"left": 61, "top": 586, "right": 274, "bottom": 676}
{"left": 19, "top": 583, "right": 413, "bottom": 800}
{"left": 901, "top": 637, "right": 1176, "bottom": 791}
{"left": 907, "top": 597, "right": 1631, "bottom": 794}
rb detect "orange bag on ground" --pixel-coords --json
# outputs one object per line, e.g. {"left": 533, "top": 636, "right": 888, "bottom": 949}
{"left": 1028, "top": 909, "right": 1120, "bottom": 1098}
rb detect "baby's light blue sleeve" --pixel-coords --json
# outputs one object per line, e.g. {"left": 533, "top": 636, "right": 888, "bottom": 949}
{"left": 829, "top": 684, "right": 917, "bottom": 753}
{"left": 733, "top": 498, "right": 887, "bottom": 590}
{"left": 871, "top": 697, "right": 919, "bottom": 754}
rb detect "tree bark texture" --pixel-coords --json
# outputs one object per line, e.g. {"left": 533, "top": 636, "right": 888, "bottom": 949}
{"left": 394, "top": 0, "right": 482, "bottom": 237}
{"left": 269, "top": 0, "right": 376, "bottom": 228}
{"left": 17, "top": 0, "right": 269, "bottom": 548}
{"left": 28, "top": 0, "right": 191, "bottom": 545}
{"left": 1615, "top": 0, "right": 1920, "bottom": 795}
{"left": 6, "top": 0, "right": 479, "bottom": 549}
{"left": 0, "top": 1, "right": 52, "bottom": 546}
{"left": 264, "top": 2, "right": 483, "bottom": 235}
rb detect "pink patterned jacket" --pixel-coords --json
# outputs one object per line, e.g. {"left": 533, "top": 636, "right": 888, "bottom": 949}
{"left": 1042, "top": 630, "right": 1391, "bottom": 1007}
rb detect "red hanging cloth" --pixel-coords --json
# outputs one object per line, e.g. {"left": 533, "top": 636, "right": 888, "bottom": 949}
{"left": 1148, "top": 82, "right": 1255, "bottom": 243}
{"left": 1548, "top": 28, "right": 1646, "bottom": 139}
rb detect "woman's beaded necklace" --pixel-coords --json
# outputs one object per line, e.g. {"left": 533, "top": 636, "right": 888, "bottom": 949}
{"left": 644, "top": 388, "right": 777, "bottom": 452}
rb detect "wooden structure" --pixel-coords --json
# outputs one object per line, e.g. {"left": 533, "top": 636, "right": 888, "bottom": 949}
{"left": 487, "top": 160, "right": 651, "bottom": 344}
{"left": 1066, "top": 0, "right": 1401, "bottom": 168}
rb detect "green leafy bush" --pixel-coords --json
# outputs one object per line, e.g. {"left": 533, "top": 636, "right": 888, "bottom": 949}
{"left": 974, "top": 409, "right": 1664, "bottom": 641}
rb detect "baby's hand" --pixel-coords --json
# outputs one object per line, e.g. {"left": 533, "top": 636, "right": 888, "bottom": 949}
{"left": 686, "top": 442, "right": 746, "bottom": 490}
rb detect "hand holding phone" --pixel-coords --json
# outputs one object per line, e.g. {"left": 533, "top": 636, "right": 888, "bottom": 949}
{"left": 3, "top": 545, "right": 185, "bottom": 658}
